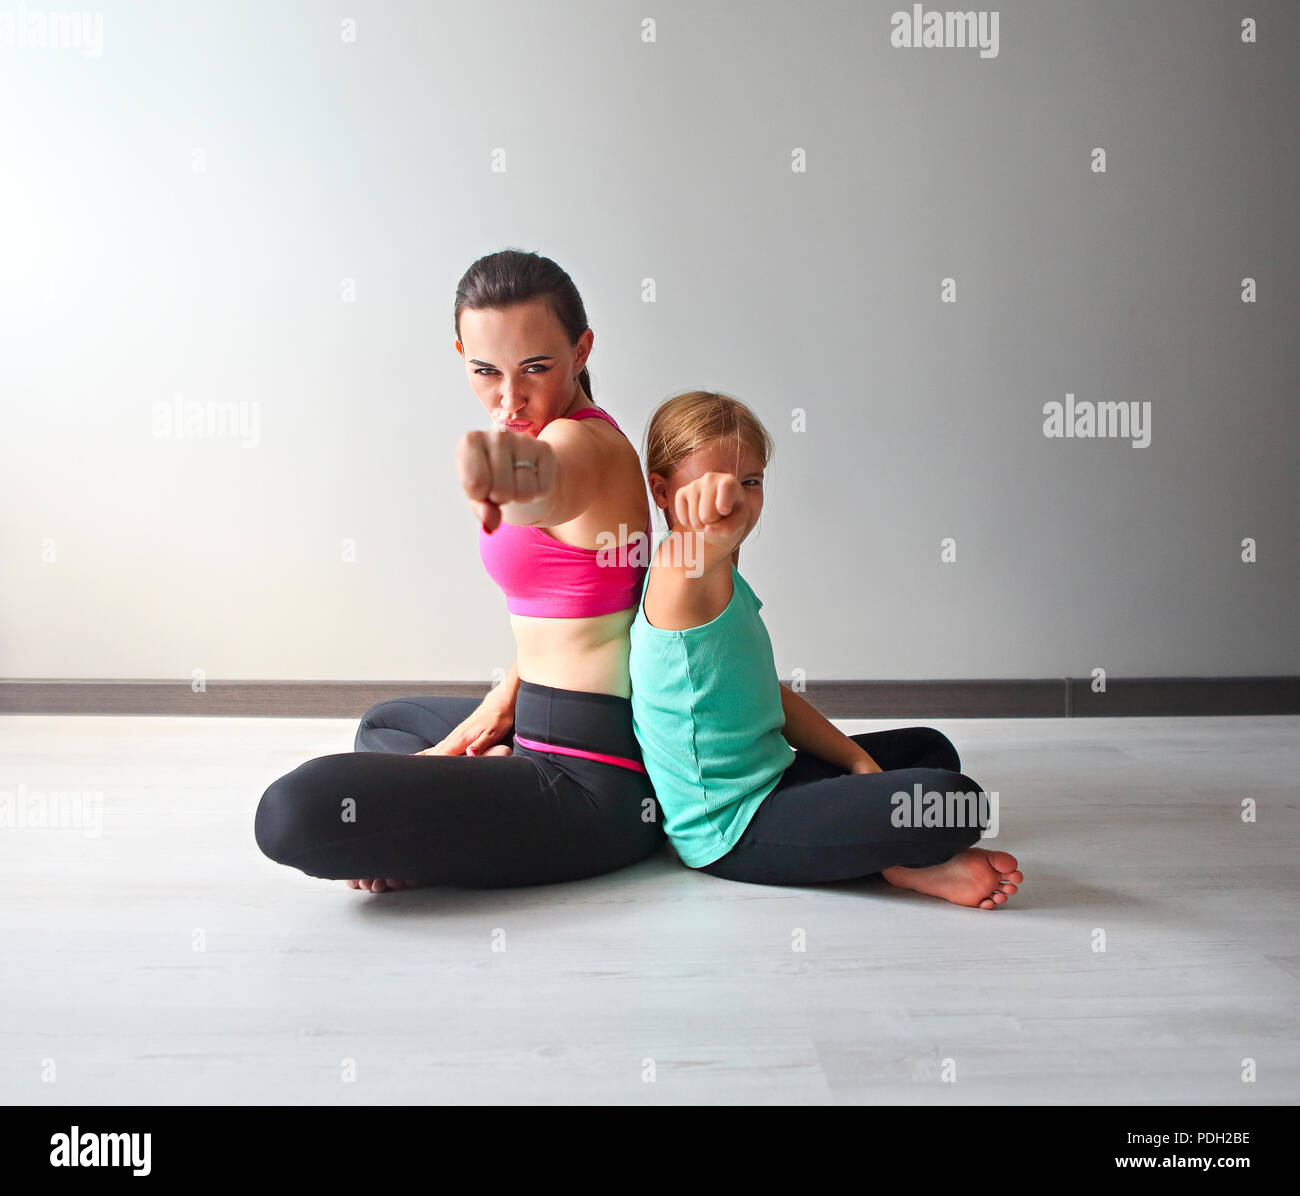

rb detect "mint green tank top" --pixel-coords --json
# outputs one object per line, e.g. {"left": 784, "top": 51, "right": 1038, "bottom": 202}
{"left": 629, "top": 546, "right": 797, "bottom": 868}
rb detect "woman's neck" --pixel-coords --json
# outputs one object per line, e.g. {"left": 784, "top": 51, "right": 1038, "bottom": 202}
{"left": 560, "top": 387, "right": 593, "bottom": 419}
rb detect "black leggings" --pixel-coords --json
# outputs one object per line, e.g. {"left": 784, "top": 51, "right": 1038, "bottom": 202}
{"left": 254, "top": 681, "right": 665, "bottom": 888}
{"left": 698, "top": 727, "right": 990, "bottom": 885}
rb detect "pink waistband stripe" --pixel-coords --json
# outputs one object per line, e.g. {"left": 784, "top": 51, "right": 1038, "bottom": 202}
{"left": 512, "top": 733, "right": 649, "bottom": 775}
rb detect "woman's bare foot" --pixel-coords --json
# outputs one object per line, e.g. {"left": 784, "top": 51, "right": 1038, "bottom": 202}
{"left": 345, "top": 878, "right": 417, "bottom": 893}
{"left": 880, "top": 848, "right": 1023, "bottom": 909}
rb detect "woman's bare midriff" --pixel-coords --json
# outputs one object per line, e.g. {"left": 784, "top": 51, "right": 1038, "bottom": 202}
{"left": 511, "top": 606, "right": 638, "bottom": 698}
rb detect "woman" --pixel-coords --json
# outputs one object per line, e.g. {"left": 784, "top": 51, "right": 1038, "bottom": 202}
{"left": 254, "top": 250, "right": 664, "bottom": 890}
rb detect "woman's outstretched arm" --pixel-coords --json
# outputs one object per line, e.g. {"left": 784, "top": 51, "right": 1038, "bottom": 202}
{"left": 490, "top": 418, "right": 608, "bottom": 530}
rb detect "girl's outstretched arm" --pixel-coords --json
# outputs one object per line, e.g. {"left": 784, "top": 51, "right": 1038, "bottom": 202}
{"left": 778, "top": 684, "right": 882, "bottom": 773}
{"left": 643, "top": 472, "right": 750, "bottom": 631}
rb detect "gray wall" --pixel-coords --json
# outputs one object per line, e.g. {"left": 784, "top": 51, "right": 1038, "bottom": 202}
{"left": 2, "top": 0, "right": 1296, "bottom": 683}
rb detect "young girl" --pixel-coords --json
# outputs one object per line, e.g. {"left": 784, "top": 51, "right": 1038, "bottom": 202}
{"left": 629, "top": 392, "right": 1023, "bottom": 909}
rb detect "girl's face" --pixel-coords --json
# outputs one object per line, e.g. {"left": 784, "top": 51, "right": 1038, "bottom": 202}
{"left": 455, "top": 299, "right": 593, "bottom": 438}
{"left": 651, "top": 438, "right": 766, "bottom": 536}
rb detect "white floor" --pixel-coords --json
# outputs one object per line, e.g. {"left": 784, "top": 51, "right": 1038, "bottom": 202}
{"left": 2, "top": 714, "right": 1297, "bottom": 1105}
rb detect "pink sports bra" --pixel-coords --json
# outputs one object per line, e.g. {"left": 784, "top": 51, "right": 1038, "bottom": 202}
{"left": 478, "top": 406, "right": 652, "bottom": 618}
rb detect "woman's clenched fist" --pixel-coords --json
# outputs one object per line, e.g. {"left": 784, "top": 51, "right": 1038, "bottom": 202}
{"left": 457, "top": 426, "right": 558, "bottom": 533}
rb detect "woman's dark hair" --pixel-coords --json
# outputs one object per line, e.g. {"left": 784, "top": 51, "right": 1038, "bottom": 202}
{"left": 454, "top": 249, "right": 594, "bottom": 400}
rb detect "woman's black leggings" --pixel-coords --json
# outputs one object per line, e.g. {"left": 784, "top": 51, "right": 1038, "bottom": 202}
{"left": 698, "top": 727, "right": 991, "bottom": 885}
{"left": 254, "top": 681, "right": 665, "bottom": 888}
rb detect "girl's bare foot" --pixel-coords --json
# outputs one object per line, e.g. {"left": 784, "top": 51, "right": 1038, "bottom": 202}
{"left": 880, "top": 848, "right": 1023, "bottom": 909}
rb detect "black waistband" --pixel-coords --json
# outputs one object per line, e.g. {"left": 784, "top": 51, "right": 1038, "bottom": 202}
{"left": 514, "top": 680, "right": 642, "bottom": 761}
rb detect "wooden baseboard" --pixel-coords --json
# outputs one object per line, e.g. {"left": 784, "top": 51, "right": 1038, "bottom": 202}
{"left": 1, "top": 677, "right": 1297, "bottom": 718}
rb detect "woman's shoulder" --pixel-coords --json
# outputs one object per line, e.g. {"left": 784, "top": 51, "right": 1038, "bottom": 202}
{"left": 538, "top": 405, "right": 633, "bottom": 456}
{"left": 544, "top": 402, "right": 619, "bottom": 431}
{"left": 535, "top": 404, "right": 647, "bottom": 545}
{"left": 565, "top": 403, "right": 619, "bottom": 428}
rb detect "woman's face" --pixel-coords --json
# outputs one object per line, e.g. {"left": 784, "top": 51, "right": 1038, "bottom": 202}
{"left": 455, "top": 299, "right": 593, "bottom": 438}
{"left": 651, "top": 439, "right": 765, "bottom": 534}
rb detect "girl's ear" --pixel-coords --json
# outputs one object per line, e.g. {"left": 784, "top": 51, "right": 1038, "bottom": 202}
{"left": 646, "top": 473, "right": 676, "bottom": 530}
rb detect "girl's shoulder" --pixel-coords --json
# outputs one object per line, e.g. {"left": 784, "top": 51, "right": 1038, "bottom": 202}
{"left": 641, "top": 539, "right": 739, "bottom": 632}
{"left": 730, "top": 567, "right": 762, "bottom": 610}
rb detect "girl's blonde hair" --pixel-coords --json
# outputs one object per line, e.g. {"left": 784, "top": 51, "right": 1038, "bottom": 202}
{"left": 642, "top": 391, "right": 775, "bottom": 488}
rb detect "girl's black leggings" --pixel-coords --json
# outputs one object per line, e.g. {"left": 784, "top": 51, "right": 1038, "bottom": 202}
{"left": 254, "top": 681, "right": 665, "bottom": 888}
{"left": 698, "top": 727, "right": 991, "bottom": 885}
